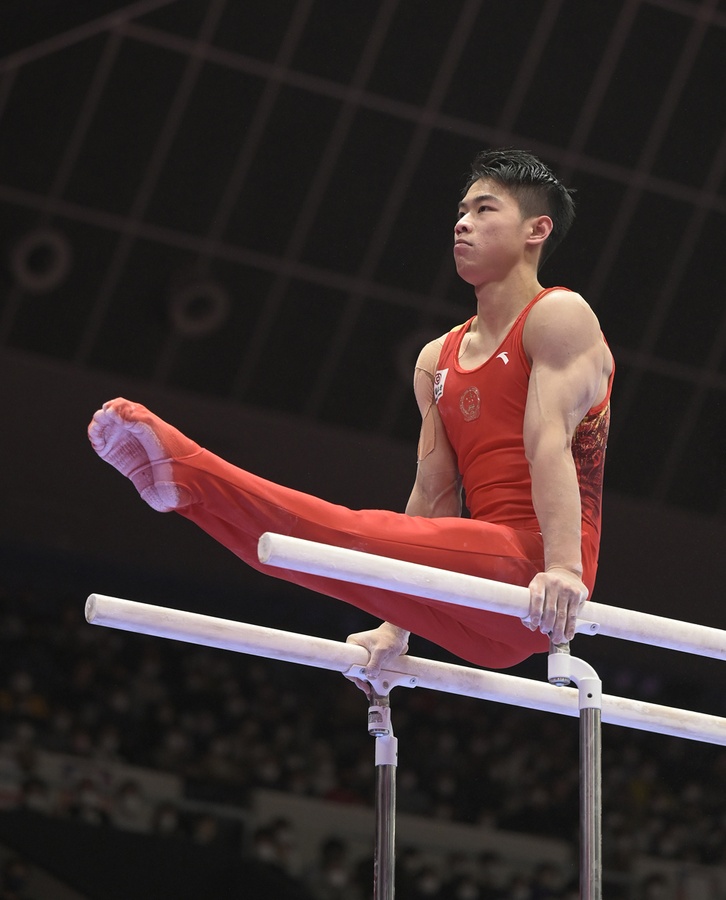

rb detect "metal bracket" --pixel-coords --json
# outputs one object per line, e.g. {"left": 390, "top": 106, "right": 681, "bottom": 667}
{"left": 368, "top": 692, "right": 398, "bottom": 767}
{"left": 575, "top": 618, "right": 601, "bottom": 636}
{"left": 343, "top": 664, "right": 418, "bottom": 697}
{"left": 522, "top": 615, "right": 600, "bottom": 636}
{"left": 548, "top": 649, "right": 602, "bottom": 711}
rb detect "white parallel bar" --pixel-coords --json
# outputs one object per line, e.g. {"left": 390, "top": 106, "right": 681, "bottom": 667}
{"left": 257, "top": 533, "right": 726, "bottom": 662}
{"left": 86, "top": 594, "right": 726, "bottom": 746}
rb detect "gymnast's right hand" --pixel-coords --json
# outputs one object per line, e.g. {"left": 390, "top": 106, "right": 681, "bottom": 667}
{"left": 345, "top": 622, "right": 410, "bottom": 696}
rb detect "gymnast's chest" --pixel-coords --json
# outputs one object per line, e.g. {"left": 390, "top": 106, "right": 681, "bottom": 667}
{"left": 434, "top": 349, "right": 530, "bottom": 452}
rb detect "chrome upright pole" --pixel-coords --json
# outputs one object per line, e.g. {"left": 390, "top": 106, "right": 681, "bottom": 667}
{"left": 580, "top": 704, "right": 602, "bottom": 898}
{"left": 369, "top": 690, "right": 398, "bottom": 900}
{"left": 549, "top": 641, "right": 602, "bottom": 900}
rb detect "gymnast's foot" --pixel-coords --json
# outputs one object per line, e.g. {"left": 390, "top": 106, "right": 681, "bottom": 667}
{"left": 88, "top": 398, "right": 201, "bottom": 511}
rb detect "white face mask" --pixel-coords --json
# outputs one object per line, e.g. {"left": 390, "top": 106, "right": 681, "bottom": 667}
{"left": 25, "top": 788, "right": 49, "bottom": 811}
{"left": 157, "top": 811, "right": 178, "bottom": 832}
{"left": 326, "top": 868, "right": 348, "bottom": 888}
{"left": 510, "top": 885, "right": 530, "bottom": 900}
{"left": 80, "top": 788, "right": 100, "bottom": 806}
{"left": 418, "top": 875, "right": 441, "bottom": 895}
{"left": 256, "top": 841, "right": 277, "bottom": 862}
{"left": 121, "top": 793, "right": 142, "bottom": 813}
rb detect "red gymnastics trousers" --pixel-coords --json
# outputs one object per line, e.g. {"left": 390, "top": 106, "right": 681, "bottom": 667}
{"left": 164, "top": 446, "right": 550, "bottom": 669}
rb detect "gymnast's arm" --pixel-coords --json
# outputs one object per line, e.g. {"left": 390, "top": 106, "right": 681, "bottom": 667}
{"left": 522, "top": 290, "right": 612, "bottom": 644}
{"left": 405, "top": 338, "right": 463, "bottom": 521}
{"left": 346, "top": 337, "right": 462, "bottom": 690}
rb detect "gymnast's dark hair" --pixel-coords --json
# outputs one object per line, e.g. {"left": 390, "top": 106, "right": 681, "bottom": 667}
{"left": 464, "top": 148, "right": 576, "bottom": 266}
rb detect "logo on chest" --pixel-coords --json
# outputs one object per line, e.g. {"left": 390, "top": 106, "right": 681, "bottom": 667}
{"left": 459, "top": 386, "right": 481, "bottom": 421}
{"left": 433, "top": 368, "right": 448, "bottom": 404}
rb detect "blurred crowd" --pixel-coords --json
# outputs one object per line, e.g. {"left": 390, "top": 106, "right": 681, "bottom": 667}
{"left": 0, "top": 578, "right": 725, "bottom": 898}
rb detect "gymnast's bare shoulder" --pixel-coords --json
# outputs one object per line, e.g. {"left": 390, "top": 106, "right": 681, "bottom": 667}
{"left": 412, "top": 325, "right": 467, "bottom": 405}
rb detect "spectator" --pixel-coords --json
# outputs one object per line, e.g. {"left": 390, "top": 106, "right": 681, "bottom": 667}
{"left": 0, "top": 858, "right": 31, "bottom": 900}
{"left": 109, "top": 779, "right": 152, "bottom": 832}
{"left": 305, "top": 836, "right": 361, "bottom": 900}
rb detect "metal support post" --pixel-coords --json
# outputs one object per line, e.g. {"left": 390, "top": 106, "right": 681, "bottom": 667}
{"left": 549, "top": 641, "right": 603, "bottom": 900}
{"left": 368, "top": 690, "right": 398, "bottom": 900}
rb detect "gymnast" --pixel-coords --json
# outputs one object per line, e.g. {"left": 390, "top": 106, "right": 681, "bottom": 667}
{"left": 88, "top": 148, "right": 614, "bottom": 685}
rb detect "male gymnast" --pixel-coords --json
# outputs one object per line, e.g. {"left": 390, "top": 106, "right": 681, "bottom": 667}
{"left": 88, "top": 148, "right": 614, "bottom": 684}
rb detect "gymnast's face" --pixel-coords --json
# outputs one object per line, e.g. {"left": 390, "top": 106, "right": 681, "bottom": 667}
{"left": 453, "top": 179, "right": 544, "bottom": 285}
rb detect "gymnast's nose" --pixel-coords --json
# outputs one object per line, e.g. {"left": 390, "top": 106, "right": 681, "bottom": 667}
{"left": 454, "top": 216, "right": 472, "bottom": 236}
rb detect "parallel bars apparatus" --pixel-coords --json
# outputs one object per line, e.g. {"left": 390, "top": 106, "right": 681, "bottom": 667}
{"left": 84, "top": 592, "right": 726, "bottom": 746}
{"left": 85, "top": 533, "right": 726, "bottom": 900}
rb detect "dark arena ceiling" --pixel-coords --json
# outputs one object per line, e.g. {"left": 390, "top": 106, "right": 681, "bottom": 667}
{"left": 2, "top": 0, "right": 726, "bottom": 522}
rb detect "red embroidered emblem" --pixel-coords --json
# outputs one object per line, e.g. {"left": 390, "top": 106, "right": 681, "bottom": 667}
{"left": 459, "top": 386, "right": 481, "bottom": 422}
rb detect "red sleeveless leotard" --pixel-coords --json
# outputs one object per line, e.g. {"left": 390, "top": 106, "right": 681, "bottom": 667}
{"left": 433, "top": 286, "right": 611, "bottom": 592}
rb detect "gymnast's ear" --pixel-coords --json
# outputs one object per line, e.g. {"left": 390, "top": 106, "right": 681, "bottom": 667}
{"left": 526, "top": 215, "right": 553, "bottom": 248}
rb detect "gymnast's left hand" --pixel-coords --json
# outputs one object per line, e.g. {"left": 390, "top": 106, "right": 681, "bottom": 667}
{"left": 525, "top": 567, "right": 588, "bottom": 644}
{"left": 345, "top": 622, "right": 410, "bottom": 697}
